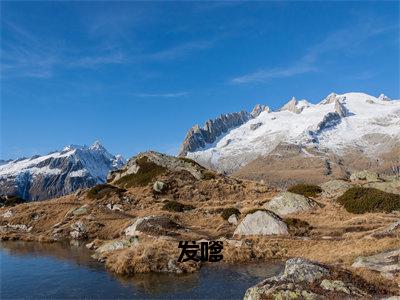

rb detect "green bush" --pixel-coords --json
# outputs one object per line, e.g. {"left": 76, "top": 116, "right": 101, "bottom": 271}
{"left": 0, "top": 195, "right": 25, "bottom": 207}
{"left": 87, "top": 184, "right": 126, "bottom": 199}
{"left": 162, "top": 200, "right": 194, "bottom": 212}
{"left": 337, "top": 187, "right": 400, "bottom": 214}
{"left": 284, "top": 217, "right": 313, "bottom": 236}
{"left": 115, "top": 157, "right": 167, "bottom": 188}
{"left": 221, "top": 207, "right": 240, "bottom": 220}
{"left": 202, "top": 170, "right": 216, "bottom": 180}
{"left": 288, "top": 184, "right": 322, "bottom": 197}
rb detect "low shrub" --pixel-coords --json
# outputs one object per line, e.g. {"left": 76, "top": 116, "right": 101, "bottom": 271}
{"left": 221, "top": 207, "right": 240, "bottom": 220}
{"left": 284, "top": 217, "right": 313, "bottom": 236}
{"left": 337, "top": 187, "right": 400, "bottom": 214}
{"left": 0, "top": 195, "right": 25, "bottom": 207}
{"left": 162, "top": 200, "right": 194, "bottom": 212}
{"left": 288, "top": 184, "right": 322, "bottom": 197}
{"left": 202, "top": 170, "right": 216, "bottom": 180}
{"left": 87, "top": 184, "right": 126, "bottom": 199}
{"left": 115, "top": 157, "right": 167, "bottom": 188}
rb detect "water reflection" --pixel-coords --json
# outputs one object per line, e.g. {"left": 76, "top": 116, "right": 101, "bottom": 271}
{"left": 1, "top": 241, "right": 284, "bottom": 299}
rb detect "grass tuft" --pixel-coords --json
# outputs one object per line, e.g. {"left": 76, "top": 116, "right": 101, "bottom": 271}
{"left": 162, "top": 200, "right": 195, "bottom": 212}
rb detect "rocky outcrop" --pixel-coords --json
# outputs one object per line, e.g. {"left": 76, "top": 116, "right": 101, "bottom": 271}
{"left": 108, "top": 151, "right": 206, "bottom": 183}
{"left": 0, "top": 141, "right": 125, "bottom": 201}
{"left": 124, "top": 215, "right": 182, "bottom": 237}
{"left": 153, "top": 181, "right": 166, "bottom": 193}
{"left": 244, "top": 258, "right": 372, "bottom": 300}
{"left": 179, "top": 111, "right": 251, "bottom": 156}
{"left": 233, "top": 210, "right": 288, "bottom": 236}
{"left": 94, "top": 237, "right": 139, "bottom": 255}
{"left": 280, "top": 97, "right": 310, "bottom": 114}
{"left": 264, "top": 192, "right": 320, "bottom": 216}
{"left": 251, "top": 104, "right": 270, "bottom": 117}
{"left": 179, "top": 103, "right": 272, "bottom": 156}
{"left": 352, "top": 249, "right": 400, "bottom": 278}
{"left": 334, "top": 98, "right": 348, "bottom": 117}
{"left": 350, "top": 170, "right": 381, "bottom": 182}
{"left": 320, "top": 180, "right": 353, "bottom": 197}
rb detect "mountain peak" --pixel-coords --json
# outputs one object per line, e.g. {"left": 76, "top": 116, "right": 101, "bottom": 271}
{"left": 251, "top": 104, "right": 270, "bottom": 117}
{"left": 378, "top": 94, "right": 391, "bottom": 101}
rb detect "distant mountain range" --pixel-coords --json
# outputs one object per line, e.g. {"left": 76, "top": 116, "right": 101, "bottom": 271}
{"left": 0, "top": 141, "right": 125, "bottom": 200}
{"left": 1, "top": 92, "right": 399, "bottom": 200}
{"left": 181, "top": 92, "right": 400, "bottom": 186}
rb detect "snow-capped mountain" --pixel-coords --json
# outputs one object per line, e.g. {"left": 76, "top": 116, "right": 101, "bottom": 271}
{"left": 0, "top": 141, "right": 125, "bottom": 201}
{"left": 182, "top": 93, "right": 400, "bottom": 177}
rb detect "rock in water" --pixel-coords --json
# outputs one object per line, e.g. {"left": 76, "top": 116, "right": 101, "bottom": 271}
{"left": 264, "top": 192, "right": 320, "bottom": 216}
{"left": 233, "top": 210, "right": 288, "bottom": 236}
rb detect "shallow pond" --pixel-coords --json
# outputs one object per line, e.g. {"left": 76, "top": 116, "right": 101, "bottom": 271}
{"left": 1, "top": 241, "right": 283, "bottom": 299}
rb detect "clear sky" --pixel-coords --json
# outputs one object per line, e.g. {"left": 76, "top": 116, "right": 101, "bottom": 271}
{"left": 1, "top": 1, "right": 399, "bottom": 160}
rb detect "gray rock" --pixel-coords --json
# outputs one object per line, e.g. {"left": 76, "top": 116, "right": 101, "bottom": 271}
{"left": 0, "top": 224, "right": 32, "bottom": 232}
{"left": 153, "top": 181, "right": 166, "bottom": 193}
{"left": 284, "top": 258, "right": 330, "bottom": 283}
{"left": 264, "top": 192, "right": 319, "bottom": 216}
{"left": 244, "top": 258, "right": 371, "bottom": 300}
{"left": 70, "top": 221, "right": 87, "bottom": 239}
{"left": 95, "top": 237, "right": 138, "bottom": 254}
{"left": 320, "top": 279, "right": 366, "bottom": 296}
{"left": 352, "top": 248, "right": 400, "bottom": 278}
{"left": 125, "top": 215, "right": 181, "bottom": 237}
{"left": 251, "top": 104, "right": 270, "bottom": 118}
{"left": 179, "top": 110, "right": 251, "bottom": 156}
{"left": 72, "top": 205, "right": 89, "bottom": 216}
{"left": 109, "top": 151, "right": 205, "bottom": 182}
{"left": 106, "top": 203, "right": 123, "bottom": 212}
{"left": 320, "top": 180, "right": 352, "bottom": 197}
{"left": 250, "top": 122, "right": 263, "bottom": 131}
{"left": 233, "top": 210, "right": 288, "bottom": 236}
{"left": 2, "top": 210, "right": 13, "bottom": 218}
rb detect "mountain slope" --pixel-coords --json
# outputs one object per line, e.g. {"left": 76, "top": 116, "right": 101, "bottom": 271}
{"left": 0, "top": 141, "right": 125, "bottom": 200}
{"left": 182, "top": 93, "right": 400, "bottom": 179}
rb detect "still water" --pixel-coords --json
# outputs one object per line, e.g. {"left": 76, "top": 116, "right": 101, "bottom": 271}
{"left": 0, "top": 241, "right": 283, "bottom": 299}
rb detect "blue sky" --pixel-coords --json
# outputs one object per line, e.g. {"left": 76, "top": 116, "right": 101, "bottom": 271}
{"left": 1, "top": 1, "right": 399, "bottom": 160}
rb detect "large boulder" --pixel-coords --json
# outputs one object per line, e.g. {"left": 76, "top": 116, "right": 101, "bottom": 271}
{"left": 244, "top": 258, "right": 370, "bottom": 300}
{"left": 264, "top": 192, "right": 320, "bottom": 216}
{"left": 352, "top": 248, "right": 400, "bottom": 278}
{"left": 124, "top": 215, "right": 182, "bottom": 237}
{"left": 233, "top": 210, "right": 288, "bottom": 236}
{"left": 320, "top": 180, "right": 352, "bottom": 197}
